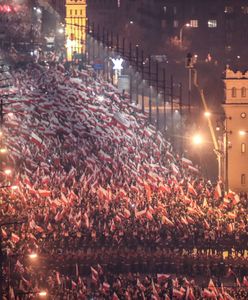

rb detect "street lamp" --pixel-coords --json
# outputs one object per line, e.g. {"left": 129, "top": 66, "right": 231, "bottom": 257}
{"left": 179, "top": 23, "right": 191, "bottom": 48}
{"left": 29, "top": 253, "right": 38, "bottom": 260}
{"left": 192, "top": 133, "right": 204, "bottom": 145}
{"left": 204, "top": 111, "right": 231, "bottom": 192}
{"left": 3, "top": 169, "right": 12, "bottom": 176}
{"left": 239, "top": 130, "right": 248, "bottom": 136}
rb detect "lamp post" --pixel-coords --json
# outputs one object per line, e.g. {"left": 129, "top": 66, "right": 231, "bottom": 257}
{"left": 204, "top": 111, "right": 232, "bottom": 192}
{"left": 179, "top": 23, "right": 190, "bottom": 48}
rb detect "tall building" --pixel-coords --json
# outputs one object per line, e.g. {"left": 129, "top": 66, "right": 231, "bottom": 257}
{"left": 65, "top": 0, "right": 87, "bottom": 61}
{"left": 223, "top": 67, "right": 248, "bottom": 192}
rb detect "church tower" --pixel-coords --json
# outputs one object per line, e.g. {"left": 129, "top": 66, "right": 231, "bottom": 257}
{"left": 223, "top": 66, "right": 248, "bottom": 192}
{"left": 65, "top": 0, "right": 87, "bottom": 61}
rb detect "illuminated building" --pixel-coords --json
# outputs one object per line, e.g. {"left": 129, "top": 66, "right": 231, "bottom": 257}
{"left": 223, "top": 67, "right": 248, "bottom": 192}
{"left": 65, "top": 0, "right": 87, "bottom": 61}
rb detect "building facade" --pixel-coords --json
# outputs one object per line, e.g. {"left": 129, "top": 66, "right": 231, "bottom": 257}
{"left": 223, "top": 67, "right": 248, "bottom": 192}
{"left": 65, "top": 0, "right": 87, "bottom": 61}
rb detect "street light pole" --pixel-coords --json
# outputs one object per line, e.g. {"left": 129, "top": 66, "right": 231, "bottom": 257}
{"left": 179, "top": 23, "right": 190, "bottom": 48}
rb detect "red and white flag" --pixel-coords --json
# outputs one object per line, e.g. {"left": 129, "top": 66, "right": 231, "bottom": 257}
{"left": 30, "top": 132, "right": 43, "bottom": 148}
{"left": 214, "top": 182, "right": 222, "bottom": 199}
{"left": 11, "top": 233, "right": 20, "bottom": 243}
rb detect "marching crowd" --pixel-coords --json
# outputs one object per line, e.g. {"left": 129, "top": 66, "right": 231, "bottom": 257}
{"left": 0, "top": 61, "right": 247, "bottom": 298}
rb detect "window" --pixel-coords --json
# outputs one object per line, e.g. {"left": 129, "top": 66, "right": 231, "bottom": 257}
{"left": 173, "top": 6, "right": 177, "bottom": 15}
{"left": 231, "top": 87, "right": 237, "bottom": 97}
{"left": 70, "top": 9, "right": 72, "bottom": 15}
{"left": 224, "top": 6, "right": 234, "bottom": 14}
{"left": 173, "top": 20, "right": 179, "bottom": 28}
{"left": 190, "top": 20, "right": 198, "bottom": 28}
{"left": 241, "top": 174, "right": 246, "bottom": 185}
{"left": 208, "top": 20, "right": 217, "bottom": 28}
{"left": 241, "top": 87, "right": 246, "bottom": 97}
{"left": 75, "top": 9, "right": 77, "bottom": 15}
{"left": 241, "top": 143, "right": 246, "bottom": 153}
{"left": 163, "top": 6, "right": 167, "bottom": 13}
{"left": 80, "top": 10, "right": 83, "bottom": 15}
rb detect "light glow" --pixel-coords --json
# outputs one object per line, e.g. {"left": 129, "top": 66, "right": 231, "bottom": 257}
{"left": 4, "top": 169, "right": 12, "bottom": 176}
{"left": 38, "top": 291, "right": 47, "bottom": 297}
{"left": 239, "top": 130, "right": 247, "bottom": 136}
{"left": 29, "top": 253, "right": 38, "bottom": 259}
{"left": 192, "top": 134, "right": 203, "bottom": 145}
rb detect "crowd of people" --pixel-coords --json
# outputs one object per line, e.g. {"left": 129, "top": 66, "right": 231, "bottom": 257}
{"left": 0, "top": 60, "right": 247, "bottom": 298}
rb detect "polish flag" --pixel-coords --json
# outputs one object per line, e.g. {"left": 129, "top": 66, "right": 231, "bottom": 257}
{"left": 187, "top": 182, "right": 197, "bottom": 196}
{"left": 56, "top": 272, "right": 61, "bottom": 285}
{"left": 30, "top": 132, "right": 44, "bottom": 148}
{"left": 182, "top": 157, "right": 193, "bottom": 166}
{"left": 236, "top": 278, "right": 241, "bottom": 287}
{"left": 233, "top": 194, "right": 240, "bottom": 205}
{"left": 208, "top": 279, "right": 218, "bottom": 295}
{"left": 243, "top": 276, "right": 248, "bottom": 287}
{"left": 186, "top": 287, "right": 195, "bottom": 300}
{"left": 202, "top": 288, "right": 215, "bottom": 298}
{"left": 91, "top": 266, "right": 98, "bottom": 282}
{"left": 41, "top": 176, "right": 50, "bottom": 185}
{"left": 71, "top": 280, "right": 77, "bottom": 289}
{"left": 84, "top": 212, "right": 90, "bottom": 228}
{"left": 35, "top": 225, "right": 44, "bottom": 233}
{"left": 112, "top": 292, "right": 120, "bottom": 300}
{"left": 130, "top": 185, "right": 139, "bottom": 193}
{"left": 11, "top": 233, "right": 20, "bottom": 243}
{"left": 188, "top": 165, "right": 199, "bottom": 173}
{"left": 146, "top": 210, "right": 153, "bottom": 220}
{"left": 162, "top": 216, "right": 174, "bottom": 226}
{"left": 124, "top": 208, "right": 131, "bottom": 218}
{"left": 181, "top": 216, "right": 189, "bottom": 226}
{"left": 227, "top": 212, "right": 236, "bottom": 219}
{"left": 214, "top": 182, "right": 222, "bottom": 199}
{"left": 102, "top": 282, "right": 110, "bottom": 292}
{"left": 38, "top": 189, "right": 51, "bottom": 197}
{"left": 173, "top": 288, "right": 184, "bottom": 298}
{"left": 135, "top": 208, "right": 147, "bottom": 218}
{"left": 1, "top": 228, "right": 7, "bottom": 238}
{"left": 157, "top": 274, "right": 170, "bottom": 282}
{"left": 171, "top": 163, "right": 179, "bottom": 175}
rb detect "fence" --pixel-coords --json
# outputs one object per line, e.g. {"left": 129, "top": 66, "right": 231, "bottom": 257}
{"left": 71, "top": 20, "right": 189, "bottom": 154}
